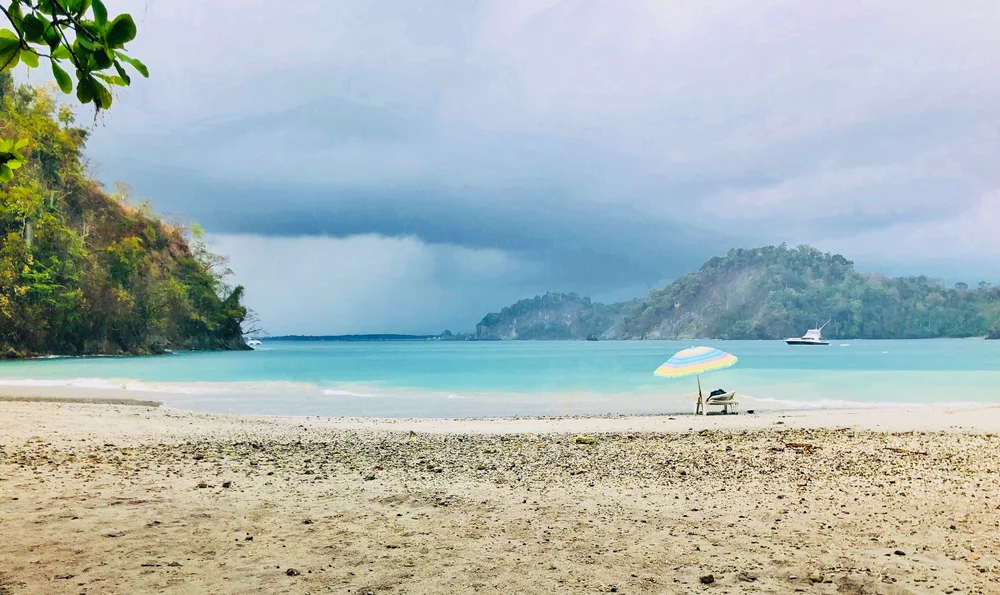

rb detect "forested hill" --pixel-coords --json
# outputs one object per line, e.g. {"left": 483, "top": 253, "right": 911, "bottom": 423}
{"left": 476, "top": 245, "right": 1000, "bottom": 340}
{"left": 0, "top": 76, "right": 248, "bottom": 358}
{"left": 475, "top": 292, "right": 635, "bottom": 340}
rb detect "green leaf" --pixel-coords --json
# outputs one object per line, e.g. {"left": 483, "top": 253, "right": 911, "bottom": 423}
{"left": 6, "top": 159, "right": 22, "bottom": 170}
{"left": 113, "top": 60, "right": 130, "bottom": 85}
{"left": 77, "top": 34, "right": 96, "bottom": 51}
{"left": 0, "top": 164, "right": 12, "bottom": 182}
{"left": 93, "top": 47, "right": 112, "bottom": 69}
{"left": 20, "top": 13, "right": 44, "bottom": 43}
{"left": 94, "top": 72, "right": 126, "bottom": 86}
{"left": 63, "top": 0, "right": 86, "bottom": 14}
{"left": 8, "top": 2, "right": 24, "bottom": 26}
{"left": 105, "top": 14, "right": 136, "bottom": 47}
{"left": 20, "top": 50, "right": 39, "bottom": 70}
{"left": 93, "top": 78, "right": 112, "bottom": 109}
{"left": 0, "top": 32, "right": 20, "bottom": 72}
{"left": 76, "top": 76, "right": 95, "bottom": 104}
{"left": 51, "top": 44, "right": 70, "bottom": 60}
{"left": 115, "top": 51, "right": 147, "bottom": 77}
{"left": 20, "top": 49, "right": 38, "bottom": 68}
{"left": 14, "top": 138, "right": 28, "bottom": 150}
{"left": 43, "top": 21, "right": 61, "bottom": 49}
{"left": 51, "top": 62, "right": 72, "bottom": 93}
{"left": 92, "top": 0, "right": 107, "bottom": 27}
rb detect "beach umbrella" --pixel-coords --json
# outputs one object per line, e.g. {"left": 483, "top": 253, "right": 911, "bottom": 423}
{"left": 653, "top": 346, "right": 738, "bottom": 398}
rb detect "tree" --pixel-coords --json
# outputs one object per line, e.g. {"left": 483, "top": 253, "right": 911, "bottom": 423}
{"left": 0, "top": 0, "right": 147, "bottom": 180}
{"left": 955, "top": 282, "right": 968, "bottom": 290}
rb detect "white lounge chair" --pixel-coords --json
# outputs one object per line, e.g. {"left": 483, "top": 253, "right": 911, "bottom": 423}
{"left": 696, "top": 391, "right": 738, "bottom": 415}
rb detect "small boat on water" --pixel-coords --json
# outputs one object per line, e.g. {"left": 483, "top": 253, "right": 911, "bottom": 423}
{"left": 785, "top": 320, "right": 830, "bottom": 346}
{"left": 247, "top": 339, "right": 262, "bottom": 348}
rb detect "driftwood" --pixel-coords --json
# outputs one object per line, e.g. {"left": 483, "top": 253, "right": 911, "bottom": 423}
{"left": 884, "top": 447, "right": 928, "bottom": 456}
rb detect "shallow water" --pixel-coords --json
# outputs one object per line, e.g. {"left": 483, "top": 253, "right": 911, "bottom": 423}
{"left": 0, "top": 339, "right": 998, "bottom": 417}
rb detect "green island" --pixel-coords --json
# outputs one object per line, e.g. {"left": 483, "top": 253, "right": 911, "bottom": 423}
{"left": 475, "top": 244, "right": 1000, "bottom": 341}
{"left": 0, "top": 75, "right": 247, "bottom": 358}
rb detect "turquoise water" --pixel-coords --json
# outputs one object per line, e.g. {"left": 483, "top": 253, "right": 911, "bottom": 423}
{"left": 0, "top": 340, "right": 998, "bottom": 417}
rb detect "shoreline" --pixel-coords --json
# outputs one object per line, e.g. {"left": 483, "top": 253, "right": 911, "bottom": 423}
{"left": 1, "top": 398, "right": 998, "bottom": 436}
{"left": 0, "top": 395, "right": 162, "bottom": 407}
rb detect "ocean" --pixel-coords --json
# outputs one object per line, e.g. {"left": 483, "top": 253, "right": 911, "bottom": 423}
{"left": 0, "top": 339, "right": 998, "bottom": 417}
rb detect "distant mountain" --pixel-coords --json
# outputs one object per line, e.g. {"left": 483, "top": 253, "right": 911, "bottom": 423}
{"left": 475, "top": 292, "right": 636, "bottom": 340}
{"left": 476, "top": 245, "right": 1000, "bottom": 340}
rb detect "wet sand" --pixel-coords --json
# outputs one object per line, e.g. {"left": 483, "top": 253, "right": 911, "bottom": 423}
{"left": 1, "top": 401, "right": 999, "bottom": 594}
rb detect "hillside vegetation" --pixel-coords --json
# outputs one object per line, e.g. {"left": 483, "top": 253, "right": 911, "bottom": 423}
{"left": 476, "top": 245, "right": 1000, "bottom": 340}
{"left": 0, "top": 76, "right": 247, "bottom": 357}
{"left": 476, "top": 292, "right": 634, "bottom": 340}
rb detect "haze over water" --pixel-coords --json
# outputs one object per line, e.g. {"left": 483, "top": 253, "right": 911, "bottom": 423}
{"left": 1, "top": 339, "right": 998, "bottom": 417}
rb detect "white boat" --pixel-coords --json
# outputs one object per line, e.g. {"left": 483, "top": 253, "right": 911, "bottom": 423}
{"left": 247, "top": 339, "right": 262, "bottom": 347}
{"left": 785, "top": 320, "right": 830, "bottom": 346}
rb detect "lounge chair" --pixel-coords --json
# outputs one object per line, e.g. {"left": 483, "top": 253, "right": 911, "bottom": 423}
{"left": 695, "top": 389, "right": 738, "bottom": 415}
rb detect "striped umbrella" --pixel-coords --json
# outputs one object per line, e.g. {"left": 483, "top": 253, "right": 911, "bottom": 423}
{"left": 653, "top": 346, "right": 738, "bottom": 398}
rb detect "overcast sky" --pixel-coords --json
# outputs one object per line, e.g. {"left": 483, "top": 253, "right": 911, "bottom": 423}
{"left": 49, "top": 0, "right": 1000, "bottom": 334}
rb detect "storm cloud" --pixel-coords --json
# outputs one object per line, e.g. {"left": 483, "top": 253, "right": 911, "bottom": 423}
{"left": 65, "top": 0, "right": 1000, "bottom": 332}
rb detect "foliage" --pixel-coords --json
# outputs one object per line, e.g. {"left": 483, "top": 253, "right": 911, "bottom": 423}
{"left": 0, "top": 75, "right": 246, "bottom": 357}
{"left": 0, "top": 0, "right": 147, "bottom": 181}
{"left": 0, "top": 0, "right": 147, "bottom": 109}
{"left": 476, "top": 292, "right": 635, "bottom": 340}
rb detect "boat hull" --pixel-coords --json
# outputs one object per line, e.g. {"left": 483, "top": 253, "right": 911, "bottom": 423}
{"left": 785, "top": 339, "right": 829, "bottom": 345}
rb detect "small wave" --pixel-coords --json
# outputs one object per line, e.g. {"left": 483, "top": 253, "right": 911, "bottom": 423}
{"left": 0, "top": 377, "right": 268, "bottom": 395}
{"left": 321, "top": 389, "right": 378, "bottom": 398}
{"left": 741, "top": 395, "right": 984, "bottom": 410}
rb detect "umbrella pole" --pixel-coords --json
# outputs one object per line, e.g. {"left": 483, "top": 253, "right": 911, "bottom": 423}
{"left": 696, "top": 375, "right": 704, "bottom": 415}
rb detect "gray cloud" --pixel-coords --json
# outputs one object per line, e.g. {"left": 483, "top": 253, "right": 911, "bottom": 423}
{"left": 62, "top": 0, "right": 1000, "bottom": 332}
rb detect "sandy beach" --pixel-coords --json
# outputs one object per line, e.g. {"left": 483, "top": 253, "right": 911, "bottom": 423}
{"left": 1, "top": 401, "right": 999, "bottom": 594}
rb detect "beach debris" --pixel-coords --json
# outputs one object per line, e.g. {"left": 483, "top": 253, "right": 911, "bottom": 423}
{"left": 408, "top": 431, "right": 417, "bottom": 443}
{"left": 197, "top": 482, "right": 208, "bottom": 489}
{"left": 167, "top": 562, "right": 182, "bottom": 567}
{"left": 54, "top": 574, "right": 74, "bottom": 580}
{"left": 363, "top": 471, "right": 377, "bottom": 481}
{"left": 699, "top": 574, "right": 715, "bottom": 584}
{"left": 885, "top": 447, "right": 927, "bottom": 456}
{"left": 285, "top": 568, "right": 300, "bottom": 576}
{"left": 809, "top": 571, "right": 833, "bottom": 583}
{"left": 894, "top": 550, "right": 906, "bottom": 556}
{"left": 785, "top": 442, "right": 816, "bottom": 452}
{"left": 773, "top": 421, "right": 785, "bottom": 425}
{"left": 572, "top": 435, "right": 597, "bottom": 445}
{"left": 736, "top": 571, "right": 757, "bottom": 582}
{"left": 222, "top": 481, "right": 232, "bottom": 488}
{"left": 303, "top": 519, "right": 313, "bottom": 525}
